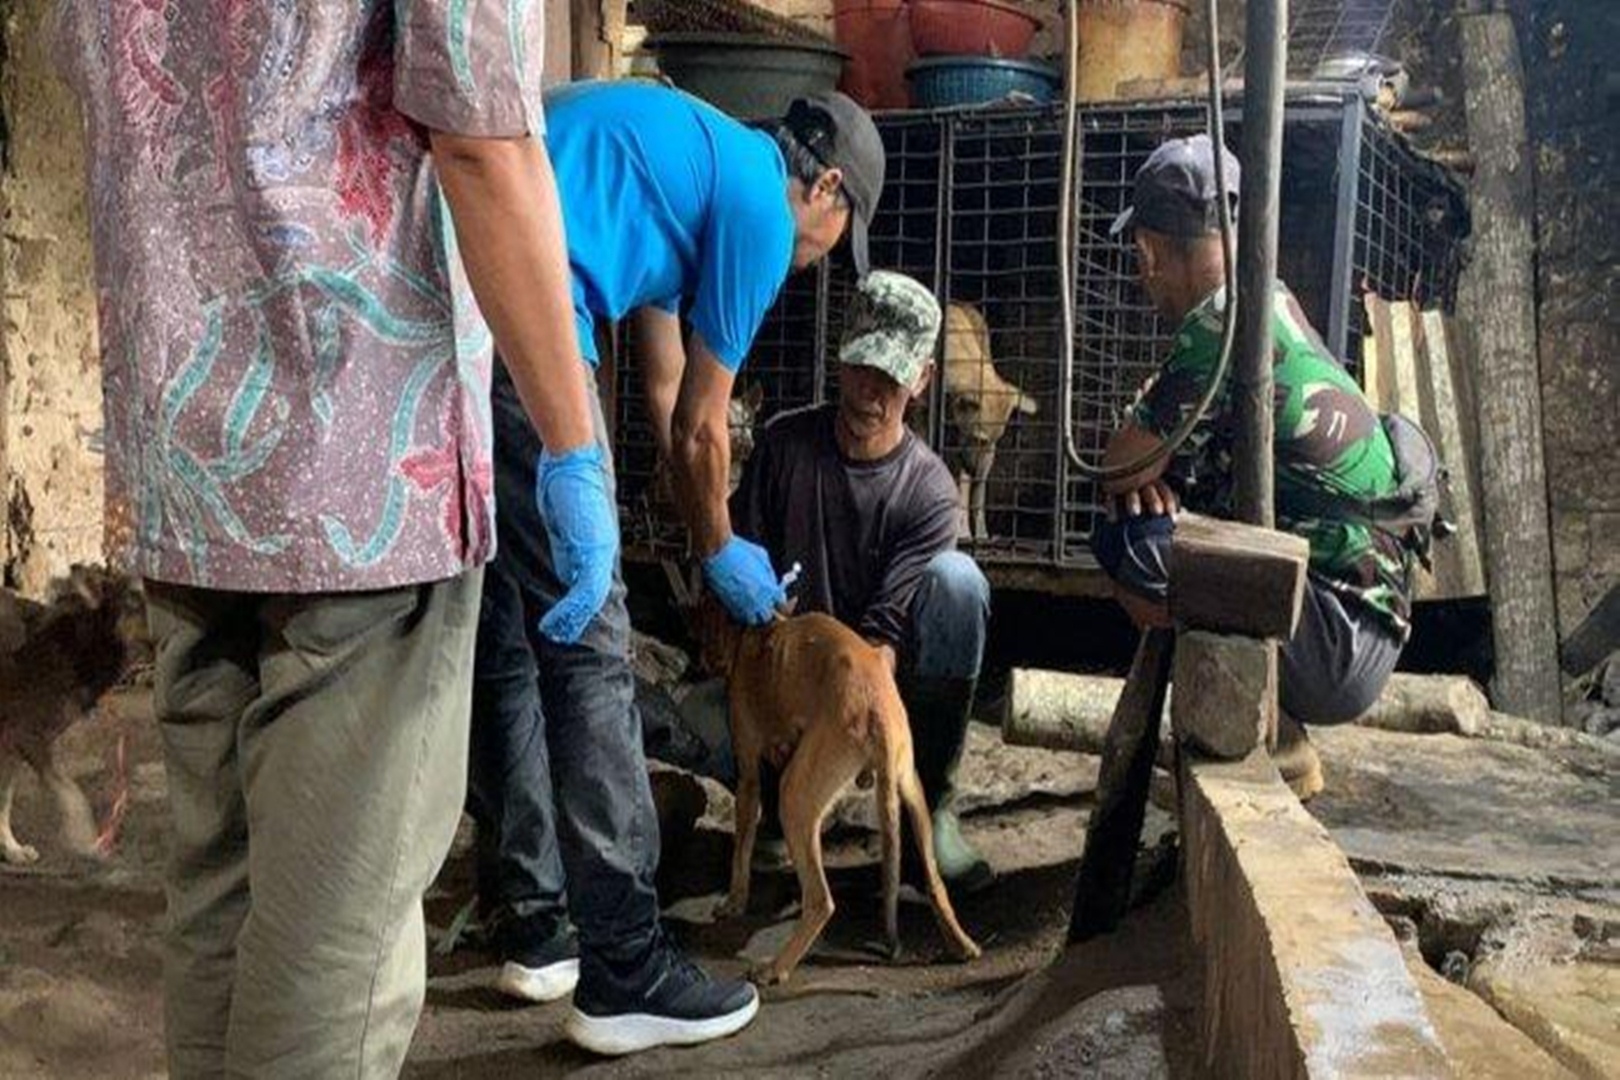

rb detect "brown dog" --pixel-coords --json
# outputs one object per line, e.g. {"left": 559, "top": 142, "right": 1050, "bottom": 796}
{"left": 691, "top": 597, "right": 981, "bottom": 985}
{"left": 0, "top": 565, "right": 147, "bottom": 864}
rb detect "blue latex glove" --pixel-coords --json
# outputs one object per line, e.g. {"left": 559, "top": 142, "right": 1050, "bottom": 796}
{"left": 702, "top": 536, "right": 787, "bottom": 627}
{"left": 535, "top": 444, "right": 619, "bottom": 645}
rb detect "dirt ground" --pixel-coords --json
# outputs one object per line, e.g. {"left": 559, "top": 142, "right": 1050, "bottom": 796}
{"left": 2, "top": 688, "right": 1613, "bottom": 1077}
{"left": 0, "top": 690, "right": 1199, "bottom": 1079}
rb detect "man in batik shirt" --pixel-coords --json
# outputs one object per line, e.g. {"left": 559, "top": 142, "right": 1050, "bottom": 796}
{"left": 58, "top": 3, "right": 620, "bottom": 1075}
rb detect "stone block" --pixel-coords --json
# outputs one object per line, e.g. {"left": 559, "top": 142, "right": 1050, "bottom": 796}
{"left": 1469, "top": 958, "right": 1620, "bottom": 1078}
{"left": 1171, "top": 631, "right": 1275, "bottom": 760}
{"left": 1180, "top": 750, "right": 1451, "bottom": 1078}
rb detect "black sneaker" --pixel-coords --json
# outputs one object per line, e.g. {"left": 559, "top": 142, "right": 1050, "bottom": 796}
{"left": 493, "top": 930, "right": 580, "bottom": 1004}
{"left": 566, "top": 932, "right": 759, "bottom": 1055}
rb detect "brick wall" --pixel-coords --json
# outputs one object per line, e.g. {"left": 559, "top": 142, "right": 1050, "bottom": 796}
{"left": 1, "top": 0, "right": 103, "bottom": 596}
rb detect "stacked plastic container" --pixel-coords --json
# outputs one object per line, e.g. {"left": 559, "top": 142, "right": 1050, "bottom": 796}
{"left": 835, "top": 0, "right": 1056, "bottom": 110}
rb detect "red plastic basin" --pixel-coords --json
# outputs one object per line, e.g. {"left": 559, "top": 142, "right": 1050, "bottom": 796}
{"left": 908, "top": 0, "right": 1042, "bottom": 59}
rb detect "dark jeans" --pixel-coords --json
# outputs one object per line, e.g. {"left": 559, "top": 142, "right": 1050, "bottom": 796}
{"left": 466, "top": 363, "right": 660, "bottom": 965}
{"left": 1093, "top": 514, "right": 1404, "bottom": 725}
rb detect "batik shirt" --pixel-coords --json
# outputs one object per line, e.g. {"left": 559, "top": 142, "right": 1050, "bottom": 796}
{"left": 1131, "top": 284, "right": 1414, "bottom": 638}
{"left": 56, "top": 2, "right": 545, "bottom": 592}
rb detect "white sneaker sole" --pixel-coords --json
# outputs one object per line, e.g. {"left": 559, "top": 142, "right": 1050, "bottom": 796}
{"left": 565, "top": 990, "right": 761, "bottom": 1056}
{"left": 493, "top": 958, "right": 580, "bottom": 1004}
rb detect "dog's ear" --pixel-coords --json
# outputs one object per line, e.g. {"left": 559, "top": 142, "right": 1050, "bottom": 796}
{"left": 741, "top": 382, "right": 765, "bottom": 414}
{"left": 65, "top": 564, "right": 105, "bottom": 608}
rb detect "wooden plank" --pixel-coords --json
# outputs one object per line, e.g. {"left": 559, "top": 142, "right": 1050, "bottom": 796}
{"left": 1362, "top": 294, "right": 1394, "bottom": 412}
{"left": 1561, "top": 583, "right": 1620, "bottom": 677}
{"left": 1068, "top": 629, "right": 1175, "bottom": 943}
{"left": 1386, "top": 299, "right": 1424, "bottom": 418}
{"left": 1417, "top": 310, "right": 1487, "bottom": 597}
{"left": 1384, "top": 301, "right": 1450, "bottom": 601}
{"left": 1168, "top": 513, "right": 1310, "bottom": 640}
{"left": 1459, "top": 11, "right": 1563, "bottom": 723}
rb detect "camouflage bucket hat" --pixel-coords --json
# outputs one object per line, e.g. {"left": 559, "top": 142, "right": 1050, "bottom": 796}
{"left": 839, "top": 271, "right": 942, "bottom": 388}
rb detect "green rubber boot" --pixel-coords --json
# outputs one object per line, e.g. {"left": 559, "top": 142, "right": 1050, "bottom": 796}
{"left": 903, "top": 675, "right": 995, "bottom": 894}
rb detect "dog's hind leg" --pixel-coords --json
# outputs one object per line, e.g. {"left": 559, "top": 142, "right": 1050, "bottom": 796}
{"left": 716, "top": 749, "right": 762, "bottom": 920}
{"left": 38, "top": 736, "right": 100, "bottom": 859}
{"left": 756, "top": 725, "right": 865, "bottom": 986}
{"left": 899, "top": 765, "right": 981, "bottom": 961}
{"left": 0, "top": 749, "right": 39, "bottom": 865}
{"left": 878, "top": 761, "right": 903, "bottom": 961}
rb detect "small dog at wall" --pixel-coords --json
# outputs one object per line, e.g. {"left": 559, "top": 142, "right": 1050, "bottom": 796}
{"left": 0, "top": 565, "right": 147, "bottom": 865}
{"left": 943, "top": 303, "right": 1039, "bottom": 542}
{"left": 680, "top": 576, "right": 981, "bottom": 986}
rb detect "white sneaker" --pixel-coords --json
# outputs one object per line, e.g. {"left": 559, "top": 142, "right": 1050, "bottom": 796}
{"left": 493, "top": 957, "right": 581, "bottom": 1004}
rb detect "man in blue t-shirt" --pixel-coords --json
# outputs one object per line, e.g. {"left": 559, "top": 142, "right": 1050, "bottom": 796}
{"left": 467, "top": 83, "right": 885, "bottom": 1054}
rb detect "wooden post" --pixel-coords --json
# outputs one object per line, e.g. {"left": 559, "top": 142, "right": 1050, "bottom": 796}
{"left": 1068, "top": 629, "right": 1175, "bottom": 943}
{"left": 1458, "top": 11, "right": 1564, "bottom": 724}
{"left": 570, "top": 0, "right": 626, "bottom": 80}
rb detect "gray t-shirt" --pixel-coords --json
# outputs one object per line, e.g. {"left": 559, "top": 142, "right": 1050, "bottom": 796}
{"left": 731, "top": 405, "right": 960, "bottom": 651}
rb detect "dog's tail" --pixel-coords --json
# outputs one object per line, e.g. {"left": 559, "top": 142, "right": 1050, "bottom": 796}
{"left": 898, "top": 764, "right": 982, "bottom": 962}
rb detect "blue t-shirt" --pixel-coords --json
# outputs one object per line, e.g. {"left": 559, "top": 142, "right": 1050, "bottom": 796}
{"left": 544, "top": 82, "right": 797, "bottom": 370}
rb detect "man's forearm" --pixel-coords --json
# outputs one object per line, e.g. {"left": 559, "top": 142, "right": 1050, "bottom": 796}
{"left": 632, "top": 308, "right": 686, "bottom": 459}
{"left": 430, "top": 131, "right": 595, "bottom": 453}
{"left": 671, "top": 418, "right": 732, "bottom": 557}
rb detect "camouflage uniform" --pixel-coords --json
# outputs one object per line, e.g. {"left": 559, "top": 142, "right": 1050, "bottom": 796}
{"left": 1131, "top": 283, "right": 1415, "bottom": 639}
{"left": 1096, "top": 281, "right": 1409, "bottom": 726}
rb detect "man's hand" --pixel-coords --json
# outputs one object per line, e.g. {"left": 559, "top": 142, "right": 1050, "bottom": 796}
{"left": 535, "top": 445, "right": 618, "bottom": 644}
{"left": 1109, "top": 479, "right": 1181, "bottom": 521}
{"left": 702, "top": 536, "right": 785, "bottom": 626}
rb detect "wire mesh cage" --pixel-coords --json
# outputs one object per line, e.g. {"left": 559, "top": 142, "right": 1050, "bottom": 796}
{"left": 1287, "top": 0, "right": 1399, "bottom": 77}
{"left": 612, "top": 89, "right": 1468, "bottom": 572}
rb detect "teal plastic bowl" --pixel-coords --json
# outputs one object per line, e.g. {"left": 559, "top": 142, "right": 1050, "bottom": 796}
{"left": 906, "top": 55, "right": 1061, "bottom": 107}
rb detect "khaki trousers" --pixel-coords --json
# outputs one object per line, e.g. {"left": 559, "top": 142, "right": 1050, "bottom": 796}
{"left": 145, "top": 571, "right": 481, "bottom": 1079}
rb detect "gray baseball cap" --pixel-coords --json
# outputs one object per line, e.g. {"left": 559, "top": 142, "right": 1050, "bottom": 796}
{"left": 783, "top": 92, "right": 886, "bottom": 276}
{"left": 1109, "top": 134, "right": 1241, "bottom": 239}
{"left": 839, "top": 271, "right": 941, "bottom": 388}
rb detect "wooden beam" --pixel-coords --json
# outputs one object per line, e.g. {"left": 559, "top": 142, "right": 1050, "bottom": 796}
{"left": 1168, "top": 513, "right": 1309, "bottom": 640}
{"left": 1068, "top": 629, "right": 1174, "bottom": 943}
{"left": 1458, "top": 11, "right": 1563, "bottom": 724}
{"left": 1001, "top": 669, "right": 1127, "bottom": 754}
{"left": 1415, "top": 312, "right": 1487, "bottom": 597}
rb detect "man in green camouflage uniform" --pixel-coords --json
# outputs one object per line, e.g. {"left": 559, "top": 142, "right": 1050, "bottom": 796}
{"left": 1094, "top": 135, "right": 1412, "bottom": 799}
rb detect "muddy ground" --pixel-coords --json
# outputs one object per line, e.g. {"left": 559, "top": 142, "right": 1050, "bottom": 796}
{"left": 1, "top": 689, "right": 1614, "bottom": 1077}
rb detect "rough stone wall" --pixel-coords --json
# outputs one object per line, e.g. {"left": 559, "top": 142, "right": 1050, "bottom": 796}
{"left": 1510, "top": 0, "right": 1620, "bottom": 645}
{"left": 752, "top": 0, "right": 835, "bottom": 37}
{"left": 1, "top": 0, "right": 103, "bottom": 597}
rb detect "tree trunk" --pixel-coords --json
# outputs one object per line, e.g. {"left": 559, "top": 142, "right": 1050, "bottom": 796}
{"left": 1458, "top": 11, "right": 1563, "bottom": 724}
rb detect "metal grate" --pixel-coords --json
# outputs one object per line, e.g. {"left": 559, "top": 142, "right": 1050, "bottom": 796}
{"left": 1346, "top": 120, "right": 1470, "bottom": 369}
{"left": 612, "top": 91, "right": 1469, "bottom": 571}
{"left": 1288, "top": 0, "right": 1399, "bottom": 77}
